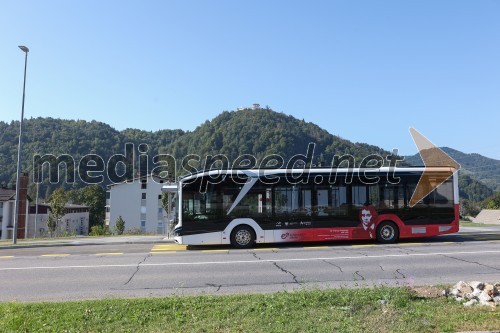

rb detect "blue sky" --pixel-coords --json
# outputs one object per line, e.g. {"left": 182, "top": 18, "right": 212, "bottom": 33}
{"left": 1, "top": 0, "right": 499, "bottom": 159}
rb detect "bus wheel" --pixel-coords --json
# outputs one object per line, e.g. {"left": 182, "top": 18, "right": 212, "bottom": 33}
{"left": 376, "top": 221, "right": 399, "bottom": 244}
{"left": 231, "top": 225, "right": 255, "bottom": 249}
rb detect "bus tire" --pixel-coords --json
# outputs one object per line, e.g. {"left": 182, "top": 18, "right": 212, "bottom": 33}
{"left": 376, "top": 221, "right": 399, "bottom": 244}
{"left": 230, "top": 225, "right": 255, "bottom": 249}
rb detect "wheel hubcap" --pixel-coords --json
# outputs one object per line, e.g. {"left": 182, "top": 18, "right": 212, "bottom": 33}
{"left": 235, "top": 230, "right": 251, "bottom": 245}
{"left": 381, "top": 226, "right": 394, "bottom": 240}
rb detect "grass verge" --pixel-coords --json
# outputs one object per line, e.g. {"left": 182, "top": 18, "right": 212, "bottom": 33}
{"left": 459, "top": 221, "right": 494, "bottom": 227}
{"left": 0, "top": 287, "right": 498, "bottom": 333}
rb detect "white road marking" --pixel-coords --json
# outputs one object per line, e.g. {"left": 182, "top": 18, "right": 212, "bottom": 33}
{"left": 0, "top": 250, "right": 499, "bottom": 271}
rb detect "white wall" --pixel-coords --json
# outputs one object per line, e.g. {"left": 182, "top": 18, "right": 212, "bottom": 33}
{"left": 108, "top": 175, "right": 167, "bottom": 234}
{"left": 1, "top": 201, "right": 14, "bottom": 240}
{"left": 26, "top": 211, "right": 89, "bottom": 238}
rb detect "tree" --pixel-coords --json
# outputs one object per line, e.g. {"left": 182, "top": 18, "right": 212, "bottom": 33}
{"left": 46, "top": 214, "right": 57, "bottom": 238}
{"left": 161, "top": 192, "right": 169, "bottom": 213}
{"left": 48, "top": 188, "right": 68, "bottom": 237}
{"left": 115, "top": 216, "right": 125, "bottom": 235}
{"left": 482, "top": 192, "right": 500, "bottom": 210}
{"left": 459, "top": 198, "right": 480, "bottom": 218}
{"left": 80, "top": 185, "right": 106, "bottom": 228}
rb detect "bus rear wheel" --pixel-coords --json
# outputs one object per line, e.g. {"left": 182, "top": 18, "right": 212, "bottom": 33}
{"left": 376, "top": 221, "right": 399, "bottom": 244}
{"left": 230, "top": 225, "right": 255, "bottom": 249}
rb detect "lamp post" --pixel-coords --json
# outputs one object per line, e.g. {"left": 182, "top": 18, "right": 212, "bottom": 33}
{"left": 13, "top": 45, "right": 29, "bottom": 244}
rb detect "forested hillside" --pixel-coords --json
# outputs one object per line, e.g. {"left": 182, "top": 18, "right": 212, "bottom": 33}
{"left": 0, "top": 108, "right": 497, "bottom": 206}
{"left": 168, "top": 108, "right": 390, "bottom": 166}
{"left": 0, "top": 109, "right": 390, "bottom": 189}
{"left": 406, "top": 147, "right": 500, "bottom": 192}
{"left": 0, "top": 117, "right": 184, "bottom": 197}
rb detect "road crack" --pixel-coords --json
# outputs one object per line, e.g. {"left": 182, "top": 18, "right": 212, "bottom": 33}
{"left": 124, "top": 253, "right": 151, "bottom": 286}
{"left": 206, "top": 283, "right": 222, "bottom": 292}
{"left": 393, "top": 269, "right": 406, "bottom": 279}
{"left": 273, "top": 262, "right": 300, "bottom": 284}
{"left": 353, "top": 271, "right": 365, "bottom": 281}
{"left": 322, "top": 260, "right": 343, "bottom": 272}
{"left": 440, "top": 254, "right": 500, "bottom": 271}
{"left": 252, "top": 252, "right": 262, "bottom": 260}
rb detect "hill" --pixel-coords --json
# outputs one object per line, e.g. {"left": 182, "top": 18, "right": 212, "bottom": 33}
{"left": 0, "top": 109, "right": 497, "bottom": 202}
{"left": 0, "top": 109, "right": 391, "bottom": 189}
{"left": 168, "top": 108, "right": 391, "bottom": 166}
{"left": 405, "top": 147, "right": 500, "bottom": 192}
{"left": 0, "top": 117, "right": 184, "bottom": 196}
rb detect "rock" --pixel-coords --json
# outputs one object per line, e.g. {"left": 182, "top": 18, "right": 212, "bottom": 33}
{"left": 460, "top": 286, "right": 473, "bottom": 294}
{"left": 455, "top": 297, "right": 464, "bottom": 302}
{"left": 463, "top": 293, "right": 474, "bottom": 300}
{"left": 472, "top": 289, "right": 482, "bottom": 298}
{"left": 479, "top": 300, "right": 496, "bottom": 308}
{"left": 378, "top": 300, "right": 387, "bottom": 305}
{"left": 453, "top": 281, "right": 473, "bottom": 295}
{"left": 478, "top": 291, "right": 493, "bottom": 302}
{"left": 441, "top": 289, "right": 449, "bottom": 297}
{"left": 483, "top": 283, "right": 498, "bottom": 297}
{"left": 468, "top": 281, "right": 484, "bottom": 290}
{"left": 463, "top": 299, "right": 478, "bottom": 307}
{"left": 493, "top": 296, "right": 500, "bottom": 304}
{"left": 453, "top": 281, "right": 468, "bottom": 290}
{"left": 494, "top": 281, "right": 500, "bottom": 289}
{"left": 450, "top": 288, "right": 461, "bottom": 297}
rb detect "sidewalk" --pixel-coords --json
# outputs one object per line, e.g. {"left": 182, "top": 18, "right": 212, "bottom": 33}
{"left": 458, "top": 226, "right": 500, "bottom": 233}
{"left": 0, "top": 235, "right": 174, "bottom": 250}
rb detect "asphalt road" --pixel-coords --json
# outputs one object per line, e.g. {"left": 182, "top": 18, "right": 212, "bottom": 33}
{"left": 0, "top": 227, "right": 499, "bottom": 302}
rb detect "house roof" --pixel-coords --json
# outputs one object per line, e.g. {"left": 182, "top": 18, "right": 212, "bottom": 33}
{"left": 35, "top": 203, "right": 89, "bottom": 209}
{"left": 0, "top": 188, "right": 16, "bottom": 201}
{"left": 106, "top": 173, "right": 170, "bottom": 188}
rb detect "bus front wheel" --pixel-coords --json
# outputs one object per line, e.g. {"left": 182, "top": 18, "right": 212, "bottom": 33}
{"left": 230, "top": 225, "right": 255, "bottom": 249}
{"left": 376, "top": 221, "right": 399, "bottom": 244}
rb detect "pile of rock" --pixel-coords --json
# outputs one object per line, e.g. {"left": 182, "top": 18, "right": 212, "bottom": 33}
{"left": 443, "top": 281, "right": 500, "bottom": 307}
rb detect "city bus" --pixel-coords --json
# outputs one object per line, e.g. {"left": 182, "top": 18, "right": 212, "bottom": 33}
{"left": 162, "top": 167, "right": 459, "bottom": 248}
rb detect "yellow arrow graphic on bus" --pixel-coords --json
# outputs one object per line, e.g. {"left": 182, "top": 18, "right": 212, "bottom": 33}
{"left": 409, "top": 128, "right": 461, "bottom": 207}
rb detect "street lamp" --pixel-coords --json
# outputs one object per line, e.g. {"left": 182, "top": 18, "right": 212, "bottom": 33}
{"left": 13, "top": 45, "right": 29, "bottom": 244}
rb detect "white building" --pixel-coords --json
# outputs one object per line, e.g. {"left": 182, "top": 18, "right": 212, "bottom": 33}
{"left": 0, "top": 175, "right": 29, "bottom": 240}
{"left": 106, "top": 174, "right": 171, "bottom": 234}
{"left": 0, "top": 187, "right": 16, "bottom": 240}
{"left": 27, "top": 203, "right": 90, "bottom": 237}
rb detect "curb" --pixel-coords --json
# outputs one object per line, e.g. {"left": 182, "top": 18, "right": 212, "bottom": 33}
{"left": 0, "top": 237, "right": 175, "bottom": 250}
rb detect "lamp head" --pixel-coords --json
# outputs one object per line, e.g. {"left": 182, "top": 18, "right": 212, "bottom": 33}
{"left": 18, "top": 45, "right": 29, "bottom": 53}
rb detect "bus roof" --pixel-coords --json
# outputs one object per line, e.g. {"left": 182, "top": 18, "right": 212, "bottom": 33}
{"left": 179, "top": 166, "right": 458, "bottom": 182}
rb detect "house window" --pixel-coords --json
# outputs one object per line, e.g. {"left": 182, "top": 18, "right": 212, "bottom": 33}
{"left": 141, "top": 193, "right": 147, "bottom": 200}
{"left": 141, "top": 183, "right": 147, "bottom": 190}
{"left": 158, "top": 194, "right": 162, "bottom": 200}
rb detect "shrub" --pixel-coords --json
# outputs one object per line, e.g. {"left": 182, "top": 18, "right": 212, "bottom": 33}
{"left": 115, "top": 216, "right": 125, "bottom": 235}
{"left": 89, "top": 225, "right": 111, "bottom": 236}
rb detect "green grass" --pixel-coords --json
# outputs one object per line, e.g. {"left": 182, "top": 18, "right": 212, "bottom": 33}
{"left": 0, "top": 287, "right": 498, "bottom": 333}
{"left": 459, "top": 220, "right": 493, "bottom": 227}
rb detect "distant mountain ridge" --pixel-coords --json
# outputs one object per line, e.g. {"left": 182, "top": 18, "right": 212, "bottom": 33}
{"left": 405, "top": 147, "right": 500, "bottom": 192}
